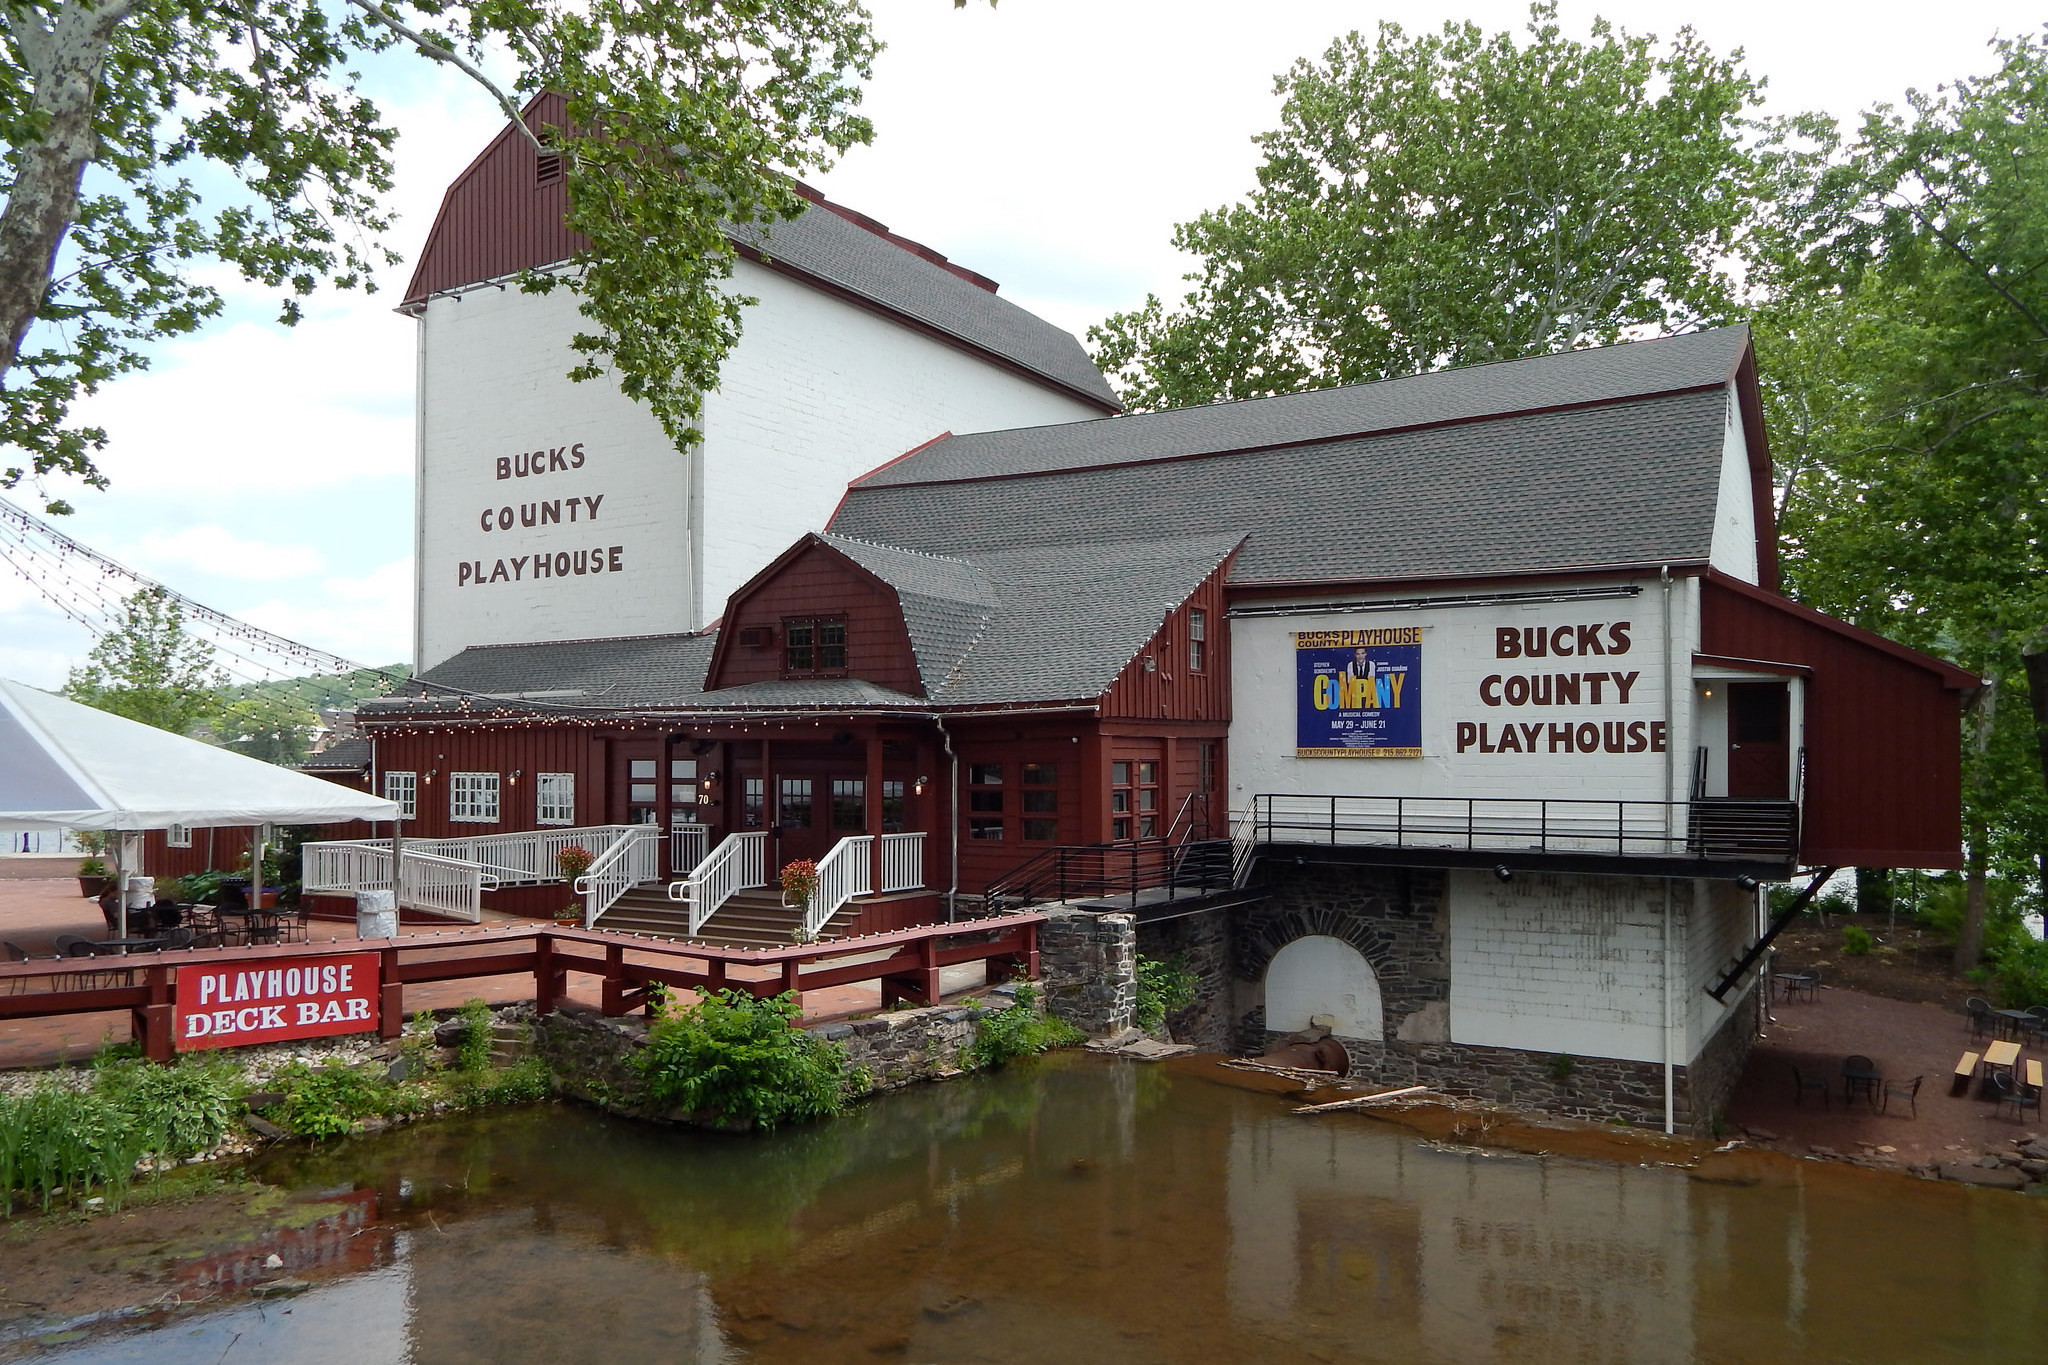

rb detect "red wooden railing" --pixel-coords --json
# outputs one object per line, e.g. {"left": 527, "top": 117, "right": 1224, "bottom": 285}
{"left": 0, "top": 914, "right": 1045, "bottom": 1063}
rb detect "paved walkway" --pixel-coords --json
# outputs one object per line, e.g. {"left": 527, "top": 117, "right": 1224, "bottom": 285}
{"left": 1726, "top": 981, "right": 2037, "bottom": 1165}
{"left": 0, "top": 878, "right": 986, "bottom": 1069}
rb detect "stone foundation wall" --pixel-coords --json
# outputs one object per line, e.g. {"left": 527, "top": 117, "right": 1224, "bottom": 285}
{"left": 1137, "top": 911, "right": 1232, "bottom": 1049}
{"left": 532, "top": 992, "right": 1029, "bottom": 1125}
{"left": 1682, "top": 990, "right": 1759, "bottom": 1134}
{"left": 1232, "top": 864, "right": 1450, "bottom": 1039}
{"left": 1039, "top": 909, "right": 1135, "bottom": 1036}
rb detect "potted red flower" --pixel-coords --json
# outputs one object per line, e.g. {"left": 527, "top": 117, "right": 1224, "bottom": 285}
{"left": 555, "top": 846, "right": 594, "bottom": 926}
{"left": 780, "top": 858, "right": 819, "bottom": 910}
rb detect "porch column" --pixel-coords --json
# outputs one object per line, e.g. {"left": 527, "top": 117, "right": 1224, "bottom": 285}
{"left": 866, "top": 727, "right": 885, "bottom": 892}
{"left": 915, "top": 736, "right": 939, "bottom": 891}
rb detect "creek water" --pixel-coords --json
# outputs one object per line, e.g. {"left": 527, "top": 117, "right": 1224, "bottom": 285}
{"left": 21, "top": 1052, "right": 2048, "bottom": 1365}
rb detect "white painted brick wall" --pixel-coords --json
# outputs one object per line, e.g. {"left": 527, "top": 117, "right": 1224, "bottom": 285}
{"left": 1686, "top": 877, "right": 1759, "bottom": 1053}
{"left": 1447, "top": 869, "right": 1684, "bottom": 1063}
{"left": 413, "top": 261, "right": 1105, "bottom": 669}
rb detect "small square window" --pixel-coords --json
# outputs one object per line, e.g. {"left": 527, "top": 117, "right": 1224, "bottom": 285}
{"left": 1022, "top": 818, "right": 1058, "bottom": 842}
{"left": 784, "top": 617, "right": 847, "bottom": 675}
{"left": 1022, "top": 763, "right": 1057, "bottom": 786}
{"left": 779, "top": 778, "right": 813, "bottom": 829}
{"left": 969, "top": 791, "right": 1004, "bottom": 813}
{"left": 969, "top": 764, "right": 1003, "bottom": 785}
{"left": 969, "top": 819, "right": 1005, "bottom": 840}
{"left": 450, "top": 772, "right": 501, "bottom": 823}
{"left": 166, "top": 823, "right": 192, "bottom": 848}
{"left": 384, "top": 771, "right": 418, "bottom": 820}
{"left": 630, "top": 760, "right": 656, "bottom": 780}
{"left": 1111, "top": 761, "right": 1130, "bottom": 786}
{"left": 630, "top": 783, "right": 657, "bottom": 804}
{"left": 671, "top": 759, "right": 697, "bottom": 780}
{"left": 832, "top": 778, "right": 866, "bottom": 831}
{"left": 671, "top": 785, "right": 696, "bottom": 805}
{"left": 1022, "top": 790, "right": 1058, "bottom": 814}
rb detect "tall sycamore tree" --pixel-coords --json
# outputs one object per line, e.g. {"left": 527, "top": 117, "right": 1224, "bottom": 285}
{"left": 1090, "top": 2, "right": 1768, "bottom": 411}
{"left": 0, "top": 0, "right": 882, "bottom": 510}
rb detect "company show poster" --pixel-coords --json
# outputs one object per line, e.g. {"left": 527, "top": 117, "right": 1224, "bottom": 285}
{"left": 1295, "top": 627, "right": 1423, "bottom": 757}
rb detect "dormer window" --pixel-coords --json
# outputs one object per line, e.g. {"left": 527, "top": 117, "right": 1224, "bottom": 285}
{"left": 784, "top": 616, "right": 847, "bottom": 676}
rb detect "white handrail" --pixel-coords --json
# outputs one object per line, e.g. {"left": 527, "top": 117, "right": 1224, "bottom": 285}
{"left": 301, "top": 844, "right": 491, "bottom": 922}
{"left": 304, "top": 825, "right": 647, "bottom": 888}
{"left": 670, "top": 822, "right": 710, "bottom": 875}
{"left": 878, "top": 831, "right": 925, "bottom": 893}
{"left": 572, "top": 825, "right": 660, "bottom": 928}
{"left": 666, "top": 831, "right": 766, "bottom": 936}
{"left": 804, "top": 836, "right": 873, "bottom": 940}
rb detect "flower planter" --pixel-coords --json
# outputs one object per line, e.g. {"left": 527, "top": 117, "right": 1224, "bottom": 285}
{"left": 77, "top": 875, "right": 107, "bottom": 899}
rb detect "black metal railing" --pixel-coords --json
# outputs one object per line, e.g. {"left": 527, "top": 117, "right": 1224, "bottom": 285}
{"left": 982, "top": 835, "right": 1235, "bottom": 916}
{"left": 1246, "top": 793, "right": 1799, "bottom": 864}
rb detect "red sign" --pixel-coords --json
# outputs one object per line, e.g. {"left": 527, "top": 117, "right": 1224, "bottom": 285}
{"left": 176, "top": 952, "right": 380, "bottom": 1051}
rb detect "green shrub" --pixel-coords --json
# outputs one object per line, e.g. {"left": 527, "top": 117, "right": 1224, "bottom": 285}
{"left": 91, "top": 1054, "right": 238, "bottom": 1159}
{"left": 1993, "top": 938, "right": 2048, "bottom": 1009}
{"left": 965, "top": 983, "right": 1086, "bottom": 1069}
{"left": 454, "top": 998, "right": 494, "bottom": 1073}
{"left": 632, "top": 990, "right": 849, "bottom": 1130}
{"left": 0, "top": 1084, "right": 141, "bottom": 1213}
{"left": 1842, "top": 925, "right": 1874, "bottom": 956}
{"left": 1135, "top": 954, "right": 1198, "bottom": 1034}
{"left": 451, "top": 1058, "right": 554, "bottom": 1109}
{"left": 272, "top": 1059, "right": 392, "bottom": 1138}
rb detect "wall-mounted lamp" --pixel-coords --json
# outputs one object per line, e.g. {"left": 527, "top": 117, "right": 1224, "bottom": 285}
{"left": 424, "top": 769, "right": 438, "bottom": 784}
{"left": 913, "top": 775, "right": 929, "bottom": 796}
{"left": 510, "top": 769, "right": 522, "bottom": 785}
{"left": 1702, "top": 687, "right": 1714, "bottom": 698}
{"left": 1493, "top": 864, "right": 1514, "bottom": 883}
{"left": 1144, "top": 655, "right": 1157, "bottom": 674}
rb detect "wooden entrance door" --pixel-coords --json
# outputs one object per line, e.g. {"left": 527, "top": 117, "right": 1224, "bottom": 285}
{"left": 611, "top": 741, "right": 662, "bottom": 827}
{"left": 773, "top": 767, "right": 871, "bottom": 867}
{"left": 1727, "top": 683, "right": 1790, "bottom": 799}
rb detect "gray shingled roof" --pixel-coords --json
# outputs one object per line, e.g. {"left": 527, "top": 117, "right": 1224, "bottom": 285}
{"left": 831, "top": 335, "right": 1748, "bottom": 585}
{"left": 732, "top": 207, "right": 1121, "bottom": 412}
{"left": 300, "top": 737, "right": 370, "bottom": 771}
{"left": 371, "top": 633, "right": 721, "bottom": 713}
{"left": 854, "top": 326, "right": 1745, "bottom": 488}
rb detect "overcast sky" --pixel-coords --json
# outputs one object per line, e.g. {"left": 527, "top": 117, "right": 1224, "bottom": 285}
{"left": 2, "top": 0, "right": 2039, "bottom": 688}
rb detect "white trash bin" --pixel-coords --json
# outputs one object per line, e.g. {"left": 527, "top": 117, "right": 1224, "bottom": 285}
{"left": 355, "top": 888, "right": 398, "bottom": 940}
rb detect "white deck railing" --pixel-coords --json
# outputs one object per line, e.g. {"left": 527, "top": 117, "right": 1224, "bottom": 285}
{"left": 878, "top": 831, "right": 925, "bottom": 893}
{"left": 301, "top": 844, "right": 494, "bottom": 922}
{"left": 667, "top": 832, "right": 767, "bottom": 936}
{"left": 573, "top": 825, "right": 660, "bottom": 928}
{"left": 804, "top": 837, "right": 874, "bottom": 940}
{"left": 670, "top": 821, "right": 710, "bottom": 875}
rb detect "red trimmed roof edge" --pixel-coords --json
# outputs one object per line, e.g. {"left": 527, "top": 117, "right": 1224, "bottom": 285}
{"left": 1702, "top": 569, "right": 1980, "bottom": 690}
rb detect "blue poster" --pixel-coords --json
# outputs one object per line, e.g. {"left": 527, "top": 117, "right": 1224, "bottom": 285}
{"left": 1295, "top": 627, "right": 1422, "bottom": 757}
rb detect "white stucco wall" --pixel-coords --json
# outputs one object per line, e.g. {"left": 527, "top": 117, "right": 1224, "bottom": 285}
{"left": 1229, "top": 577, "right": 1699, "bottom": 813}
{"left": 1446, "top": 870, "right": 1681, "bottom": 1064}
{"left": 1686, "top": 877, "right": 1760, "bottom": 1055}
{"left": 1708, "top": 385, "right": 1760, "bottom": 583}
{"left": 1264, "top": 935, "right": 1385, "bottom": 1039}
{"left": 411, "top": 262, "right": 1107, "bottom": 670}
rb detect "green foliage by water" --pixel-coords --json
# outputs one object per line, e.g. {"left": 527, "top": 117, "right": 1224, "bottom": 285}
{"left": 1135, "top": 955, "right": 1199, "bottom": 1034}
{"left": 454, "top": 998, "right": 494, "bottom": 1074}
{"left": 0, "top": 1055, "right": 240, "bottom": 1214}
{"left": 633, "top": 990, "right": 850, "bottom": 1130}
{"left": 1914, "top": 878, "right": 2048, "bottom": 1007}
{"left": 965, "top": 984, "right": 1086, "bottom": 1070}
{"left": 272, "top": 1059, "right": 404, "bottom": 1139}
{"left": 1842, "top": 925, "right": 1874, "bottom": 957}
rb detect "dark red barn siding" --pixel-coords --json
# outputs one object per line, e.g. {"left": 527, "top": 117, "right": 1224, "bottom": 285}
{"left": 373, "top": 724, "right": 604, "bottom": 838}
{"left": 706, "top": 541, "right": 922, "bottom": 695}
{"left": 1699, "top": 574, "right": 1972, "bottom": 868}
{"left": 1099, "top": 558, "right": 1233, "bottom": 724}
{"left": 403, "top": 93, "right": 583, "bottom": 306}
{"left": 948, "top": 718, "right": 1092, "bottom": 891}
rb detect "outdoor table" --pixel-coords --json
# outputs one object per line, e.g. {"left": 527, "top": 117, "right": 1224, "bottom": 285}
{"left": 1981, "top": 1039, "right": 2022, "bottom": 1097}
{"left": 1841, "top": 1058, "right": 1882, "bottom": 1107}
{"left": 2028, "top": 1059, "right": 2044, "bottom": 1092}
{"left": 1774, "top": 973, "right": 1816, "bottom": 1003}
{"left": 218, "top": 907, "right": 281, "bottom": 945}
{"left": 1993, "top": 1008, "right": 2035, "bottom": 1040}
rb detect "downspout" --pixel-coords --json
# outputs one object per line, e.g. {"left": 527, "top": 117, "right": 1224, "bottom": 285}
{"left": 1663, "top": 878, "right": 1675, "bottom": 1135}
{"left": 1660, "top": 565, "right": 1675, "bottom": 817}
{"left": 936, "top": 715, "right": 959, "bottom": 920}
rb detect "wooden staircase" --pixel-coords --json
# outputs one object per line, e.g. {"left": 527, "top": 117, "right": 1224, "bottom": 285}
{"left": 593, "top": 886, "right": 858, "bottom": 949}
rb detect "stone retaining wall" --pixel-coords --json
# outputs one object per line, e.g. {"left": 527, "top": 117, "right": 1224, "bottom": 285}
{"left": 1038, "top": 909, "right": 1135, "bottom": 1036}
{"left": 1136, "top": 911, "right": 1232, "bottom": 1050}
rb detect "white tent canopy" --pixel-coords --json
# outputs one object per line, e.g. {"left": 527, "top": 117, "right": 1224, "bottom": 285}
{"left": 0, "top": 677, "right": 398, "bottom": 831}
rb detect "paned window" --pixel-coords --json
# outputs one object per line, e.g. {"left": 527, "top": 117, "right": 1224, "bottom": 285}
{"left": 450, "top": 772, "right": 500, "bottom": 823}
{"left": 166, "top": 823, "right": 192, "bottom": 848}
{"left": 1110, "top": 760, "right": 1159, "bottom": 841}
{"left": 968, "top": 763, "right": 1004, "bottom": 840}
{"left": 1021, "top": 764, "right": 1058, "bottom": 842}
{"left": 384, "top": 771, "right": 417, "bottom": 820}
{"left": 832, "top": 778, "right": 866, "bottom": 831}
{"left": 881, "top": 779, "right": 906, "bottom": 833}
{"left": 628, "top": 758, "right": 657, "bottom": 806}
{"left": 743, "top": 777, "right": 765, "bottom": 828}
{"left": 536, "top": 773, "right": 575, "bottom": 825}
{"left": 784, "top": 617, "right": 848, "bottom": 675}
{"left": 1188, "top": 608, "right": 1207, "bottom": 673}
{"left": 671, "top": 759, "right": 697, "bottom": 807}
{"left": 779, "top": 777, "right": 813, "bottom": 829}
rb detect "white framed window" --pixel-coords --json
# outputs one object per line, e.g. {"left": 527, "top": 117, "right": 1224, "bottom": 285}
{"left": 1188, "top": 608, "right": 1207, "bottom": 673}
{"left": 450, "top": 772, "right": 500, "bottom": 823}
{"left": 536, "top": 772, "right": 576, "bottom": 825}
{"left": 166, "top": 823, "right": 192, "bottom": 848}
{"left": 384, "top": 770, "right": 418, "bottom": 820}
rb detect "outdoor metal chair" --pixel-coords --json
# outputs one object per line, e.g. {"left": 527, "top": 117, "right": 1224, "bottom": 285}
{"left": 1, "top": 940, "right": 29, "bottom": 995}
{"left": 1842, "top": 1054, "right": 1881, "bottom": 1108}
{"left": 1881, "top": 1074, "right": 1923, "bottom": 1118}
{"left": 276, "top": 903, "right": 310, "bottom": 944}
{"left": 1789, "top": 971, "right": 1820, "bottom": 1003}
{"left": 1965, "top": 998, "right": 1996, "bottom": 1040}
{"left": 1992, "top": 1071, "right": 2042, "bottom": 1124}
{"left": 1791, "top": 1063, "right": 1830, "bottom": 1108}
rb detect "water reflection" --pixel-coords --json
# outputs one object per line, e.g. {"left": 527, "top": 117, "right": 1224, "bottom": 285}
{"left": 21, "top": 1053, "right": 2048, "bottom": 1365}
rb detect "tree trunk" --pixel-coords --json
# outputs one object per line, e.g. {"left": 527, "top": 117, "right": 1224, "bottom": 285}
{"left": 0, "top": 0, "right": 134, "bottom": 379}
{"left": 2025, "top": 643, "right": 2048, "bottom": 816}
{"left": 1953, "top": 679, "right": 1998, "bottom": 973}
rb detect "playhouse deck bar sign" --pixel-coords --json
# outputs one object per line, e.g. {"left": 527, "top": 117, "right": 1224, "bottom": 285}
{"left": 175, "top": 951, "right": 381, "bottom": 1051}
{"left": 1295, "top": 627, "right": 1423, "bottom": 757}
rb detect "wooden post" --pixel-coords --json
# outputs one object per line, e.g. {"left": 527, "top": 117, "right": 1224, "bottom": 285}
{"left": 535, "top": 933, "right": 557, "bottom": 1017}
{"left": 706, "top": 957, "right": 727, "bottom": 995}
{"left": 378, "top": 946, "right": 403, "bottom": 1039}
{"left": 780, "top": 957, "right": 802, "bottom": 1009}
{"left": 137, "top": 964, "right": 173, "bottom": 1062}
{"left": 917, "top": 934, "right": 940, "bottom": 1005}
{"left": 866, "top": 726, "right": 885, "bottom": 892}
{"left": 601, "top": 942, "right": 626, "bottom": 1016}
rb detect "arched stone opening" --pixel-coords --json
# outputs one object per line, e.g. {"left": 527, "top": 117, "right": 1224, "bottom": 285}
{"left": 1263, "top": 935, "right": 1384, "bottom": 1040}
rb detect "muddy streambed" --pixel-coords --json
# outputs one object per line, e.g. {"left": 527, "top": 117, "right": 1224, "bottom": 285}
{"left": 5, "top": 1052, "right": 2048, "bottom": 1364}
